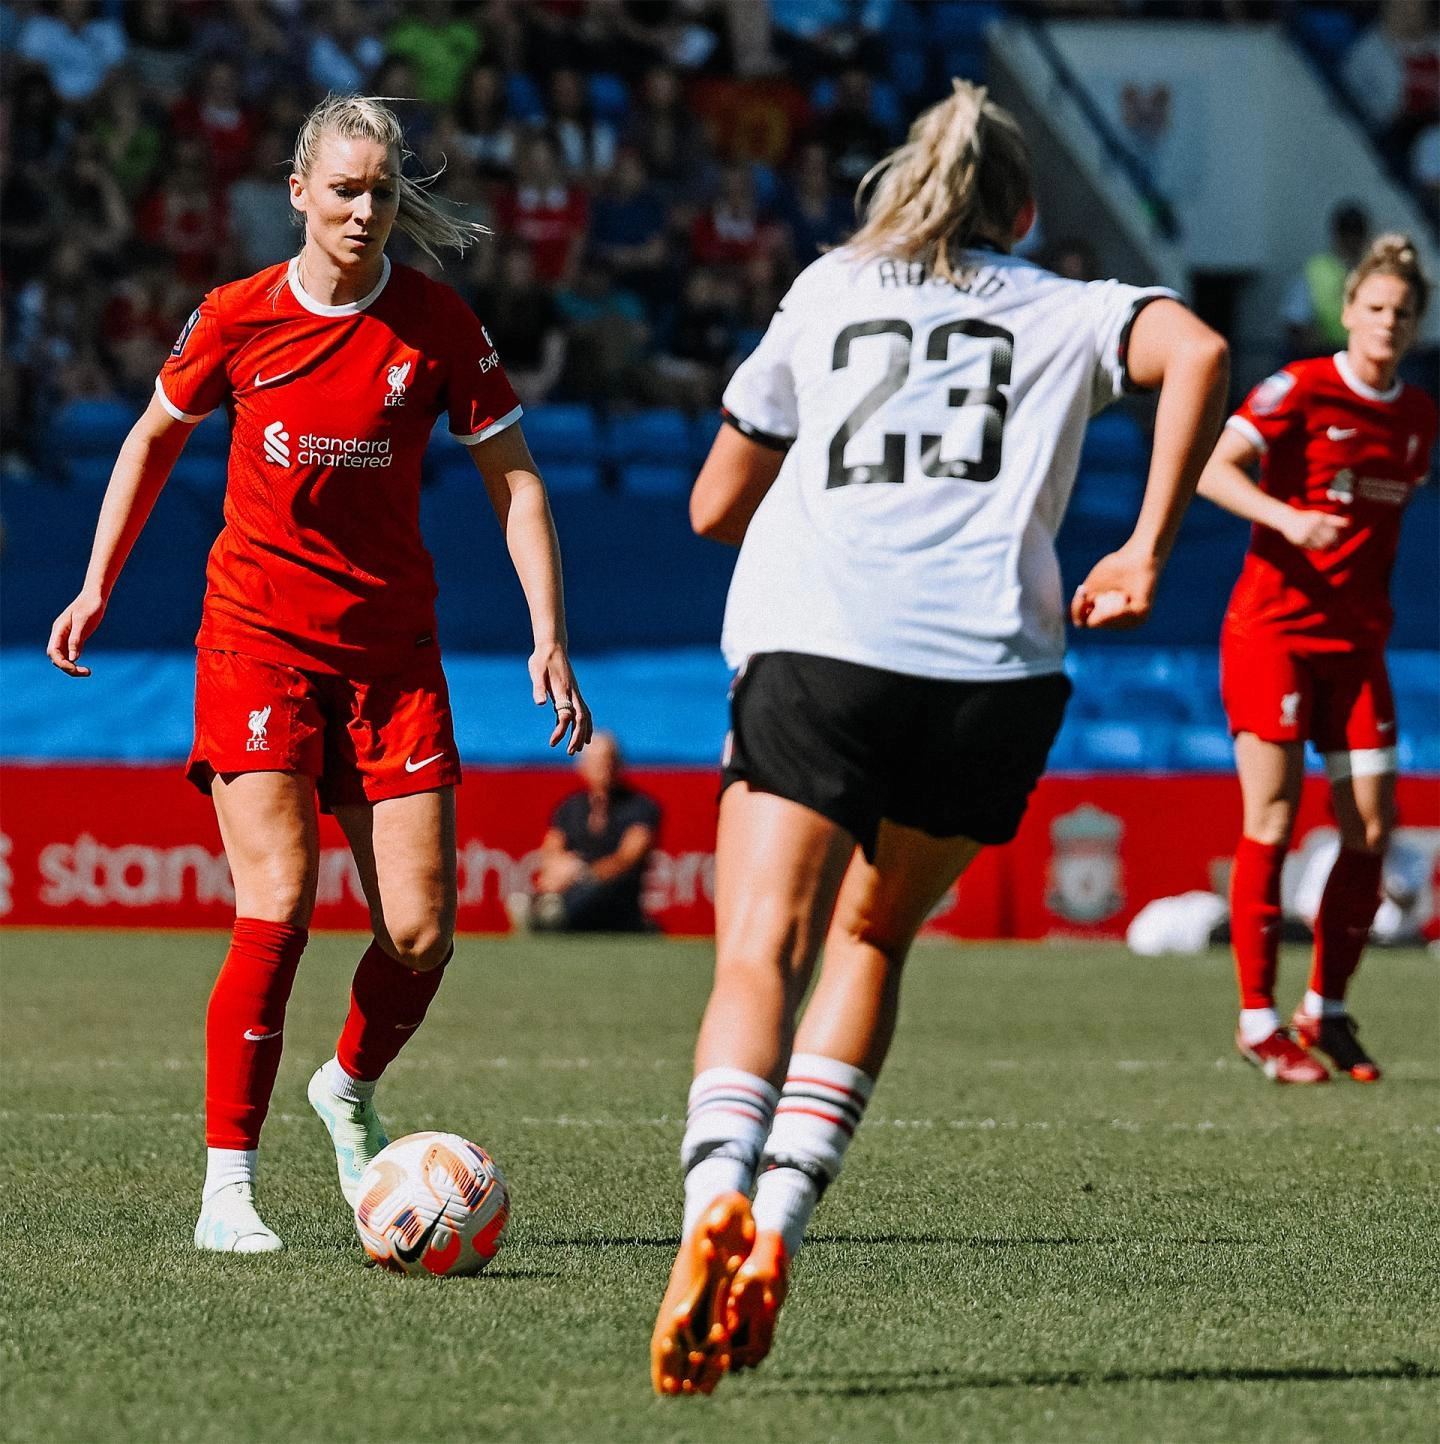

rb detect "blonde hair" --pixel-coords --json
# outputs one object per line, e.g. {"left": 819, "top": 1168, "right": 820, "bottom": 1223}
{"left": 849, "top": 80, "right": 1031, "bottom": 283}
{"left": 292, "top": 94, "right": 487, "bottom": 262}
{"left": 1344, "top": 232, "right": 1431, "bottom": 317}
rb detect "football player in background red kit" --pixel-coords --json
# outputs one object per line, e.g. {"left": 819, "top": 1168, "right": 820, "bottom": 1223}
{"left": 1198, "top": 234, "right": 1436, "bottom": 1085}
{"left": 47, "top": 95, "right": 593, "bottom": 1252}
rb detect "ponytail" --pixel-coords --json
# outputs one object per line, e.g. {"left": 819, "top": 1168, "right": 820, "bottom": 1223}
{"left": 849, "top": 79, "right": 1031, "bottom": 283}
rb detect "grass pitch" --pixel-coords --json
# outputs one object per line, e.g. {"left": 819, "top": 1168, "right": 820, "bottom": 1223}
{"left": 2, "top": 930, "right": 1437, "bottom": 1444}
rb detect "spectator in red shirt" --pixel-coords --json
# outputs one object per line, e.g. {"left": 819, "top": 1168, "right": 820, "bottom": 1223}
{"left": 172, "top": 59, "right": 257, "bottom": 190}
{"left": 135, "top": 134, "right": 229, "bottom": 287}
{"left": 689, "top": 162, "right": 783, "bottom": 272}
{"left": 495, "top": 134, "right": 590, "bottom": 285}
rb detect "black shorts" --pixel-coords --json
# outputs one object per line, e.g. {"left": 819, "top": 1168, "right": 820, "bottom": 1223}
{"left": 721, "top": 651, "right": 1071, "bottom": 860}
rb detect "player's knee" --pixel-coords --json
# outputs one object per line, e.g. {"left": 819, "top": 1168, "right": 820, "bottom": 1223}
{"left": 243, "top": 860, "right": 315, "bottom": 926}
{"left": 386, "top": 919, "right": 453, "bottom": 972}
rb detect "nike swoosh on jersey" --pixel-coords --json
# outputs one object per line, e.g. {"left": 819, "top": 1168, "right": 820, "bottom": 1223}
{"left": 1326, "top": 426, "right": 1358, "bottom": 440}
{"left": 243, "top": 1028, "right": 282, "bottom": 1041}
{"left": 405, "top": 752, "right": 446, "bottom": 773}
{"left": 254, "top": 370, "right": 296, "bottom": 388}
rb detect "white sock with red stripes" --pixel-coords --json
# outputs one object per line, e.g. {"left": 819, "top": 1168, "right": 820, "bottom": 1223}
{"left": 680, "top": 1067, "right": 779, "bottom": 1238}
{"left": 752, "top": 1053, "right": 874, "bottom": 1258}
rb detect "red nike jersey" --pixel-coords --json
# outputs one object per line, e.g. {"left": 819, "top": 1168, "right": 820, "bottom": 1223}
{"left": 1223, "top": 353, "right": 1436, "bottom": 649}
{"left": 157, "top": 256, "right": 521, "bottom": 675}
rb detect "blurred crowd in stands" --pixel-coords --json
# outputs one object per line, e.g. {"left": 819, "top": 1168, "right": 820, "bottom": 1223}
{"left": 0, "top": 0, "right": 1434, "bottom": 475}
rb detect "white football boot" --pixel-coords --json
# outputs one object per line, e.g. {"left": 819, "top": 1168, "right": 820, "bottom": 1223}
{"left": 193, "top": 1182, "right": 283, "bottom": 1253}
{"left": 307, "top": 1066, "right": 390, "bottom": 1208}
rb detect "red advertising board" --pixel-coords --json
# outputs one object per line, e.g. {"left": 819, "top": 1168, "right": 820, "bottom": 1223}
{"left": 2, "top": 765, "right": 1437, "bottom": 939}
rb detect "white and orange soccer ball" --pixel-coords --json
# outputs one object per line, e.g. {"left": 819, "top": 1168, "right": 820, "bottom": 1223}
{"left": 353, "top": 1131, "right": 509, "bottom": 1277}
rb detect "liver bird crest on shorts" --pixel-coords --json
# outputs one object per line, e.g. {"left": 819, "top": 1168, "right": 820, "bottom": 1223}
{"left": 246, "top": 706, "right": 272, "bottom": 752}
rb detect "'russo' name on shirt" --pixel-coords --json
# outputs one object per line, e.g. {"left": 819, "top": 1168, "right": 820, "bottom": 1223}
{"left": 298, "top": 434, "right": 394, "bottom": 467}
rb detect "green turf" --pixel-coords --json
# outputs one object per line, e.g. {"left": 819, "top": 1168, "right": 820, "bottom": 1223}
{"left": 2, "top": 930, "right": 1437, "bottom": 1443}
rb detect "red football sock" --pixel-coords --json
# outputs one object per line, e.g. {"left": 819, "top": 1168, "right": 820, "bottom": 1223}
{"left": 205, "top": 917, "right": 309, "bottom": 1148}
{"left": 335, "top": 940, "right": 450, "bottom": 1083}
{"left": 1309, "top": 847, "right": 1383, "bottom": 1002}
{"left": 1230, "top": 836, "right": 1286, "bottom": 1011}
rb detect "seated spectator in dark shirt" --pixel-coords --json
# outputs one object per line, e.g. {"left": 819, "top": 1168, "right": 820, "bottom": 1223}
{"left": 810, "top": 67, "right": 892, "bottom": 189}
{"left": 590, "top": 149, "right": 672, "bottom": 304}
{"left": 778, "top": 140, "right": 851, "bottom": 267}
{"left": 523, "top": 733, "right": 662, "bottom": 933}
{"left": 469, "top": 244, "right": 568, "bottom": 407}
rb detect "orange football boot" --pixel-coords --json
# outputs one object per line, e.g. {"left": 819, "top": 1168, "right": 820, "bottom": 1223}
{"left": 726, "top": 1228, "right": 789, "bottom": 1371}
{"left": 650, "top": 1192, "right": 755, "bottom": 1396}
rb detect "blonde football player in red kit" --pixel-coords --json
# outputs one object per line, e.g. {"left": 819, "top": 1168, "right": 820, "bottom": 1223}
{"left": 1198, "top": 235, "right": 1436, "bottom": 1085}
{"left": 47, "top": 96, "right": 592, "bottom": 1252}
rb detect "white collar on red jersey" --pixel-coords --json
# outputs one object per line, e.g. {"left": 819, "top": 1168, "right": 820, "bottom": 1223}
{"left": 1334, "top": 350, "right": 1403, "bottom": 404}
{"left": 287, "top": 253, "right": 392, "bottom": 316}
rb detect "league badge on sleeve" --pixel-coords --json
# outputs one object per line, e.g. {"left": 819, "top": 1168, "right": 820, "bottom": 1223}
{"left": 1249, "top": 370, "right": 1296, "bottom": 416}
{"left": 172, "top": 307, "right": 202, "bottom": 357}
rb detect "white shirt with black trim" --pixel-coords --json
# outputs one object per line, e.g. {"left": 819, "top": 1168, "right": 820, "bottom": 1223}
{"left": 720, "top": 246, "right": 1176, "bottom": 680}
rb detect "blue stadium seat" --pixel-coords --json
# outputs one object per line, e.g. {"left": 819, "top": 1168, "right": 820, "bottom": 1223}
{"left": 690, "top": 415, "right": 723, "bottom": 467}
{"left": 47, "top": 398, "right": 133, "bottom": 460}
{"left": 1399, "top": 733, "right": 1440, "bottom": 772}
{"left": 1387, "top": 650, "right": 1439, "bottom": 693}
{"left": 886, "top": 1, "right": 926, "bottom": 44}
{"left": 1172, "top": 725, "right": 1235, "bottom": 771}
{"left": 185, "top": 411, "right": 231, "bottom": 461}
{"left": 521, "top": 404, "right": 600, "bottom": 465}
{"left": 64, "top": 456, "right": 118, "bottom": 492}
{"left": 1073, "top": 720, "right": 1175, "bottom": 771}
{"left": 167, "top": 453, "right": 227, "bottom": 493}
{"left": 621, "top": 462, "right": 692, "bottom": 498}
{"left": 1108, "top": 683, "right": 1194, "bottom": 724}
{"left": 810, "top": 78, "right": 904, "bottom": 135}
{"left": 588, "top": 72, "right": 630, "bottom": 122}
{"left": 506, "top": 72, "right": 545, "bottom": 123}
{"left": 889, "top": 47, "right": 928, "bottom": 97}
{"left": 1292, "top": 7, "right": 1361, "bottom": 67}
{"left": 1068, "top": 466, "right": 1145, "bottom": 523}
{"left": 536, "top": 460, "right": 603, "bottom": 494}
{"left": 1081, "top": 411, "right": 1148, "bottom": 470}
{"left": 926, "top": 1, "right": 1002, "bottom": 43}
{"left": 605, "top": 408, "right": 691, "bottom": 464}
{"left": 1396, "top": 688, "right": 1440, "bottom": 737}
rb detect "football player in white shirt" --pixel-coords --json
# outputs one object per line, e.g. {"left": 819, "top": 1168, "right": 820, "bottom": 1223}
{"left": 650, "top": 81, "right": 1230, "bottom": 1396}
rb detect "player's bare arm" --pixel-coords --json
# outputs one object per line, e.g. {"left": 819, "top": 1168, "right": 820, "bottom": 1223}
{"left": 47, "top": 393, "right": 195, "bottom": 676}
{"left": 690, "top": 423, "right": 787, "bottom": 546}
{"left": 1197, "top": 426, "right": 1351, "bottom": 550}
{"left": 1073, "top": 298, "right": 1229, "bottom": 629}
{"left": 470, "top": 423, "right": 593, "bottom": 754}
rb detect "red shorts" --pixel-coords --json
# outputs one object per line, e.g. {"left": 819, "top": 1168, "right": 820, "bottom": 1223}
{"left": 187, "top": 648, "right": 462, "bottom": 810}
{"left": 1220, "top": 628, "right": 1396, "bottom": 754}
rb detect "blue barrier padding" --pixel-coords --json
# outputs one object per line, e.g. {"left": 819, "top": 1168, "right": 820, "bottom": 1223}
{"left": 0, "top": 649, "right": 735, "bottom": 766}
{"left": 5, "top": 646, "right": 1434, "bottom": 771}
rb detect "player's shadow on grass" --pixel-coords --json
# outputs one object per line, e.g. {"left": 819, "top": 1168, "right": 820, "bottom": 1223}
{"left": 759, "top": 1360, "right": 1439, "bottom": 1398}
{"left": 529, "top": 1232, "right": 1259, "bottom": 1249}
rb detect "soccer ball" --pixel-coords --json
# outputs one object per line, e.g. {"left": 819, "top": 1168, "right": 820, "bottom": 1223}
{"left": 353, "top": 1131, "right": 510, "bottom": 1276}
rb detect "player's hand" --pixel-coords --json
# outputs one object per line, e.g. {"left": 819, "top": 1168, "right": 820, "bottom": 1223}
{"left": 1070, "top": 547, "right": 1158, "bottom": 631}
{"left": 47, "top": 590, "right": 108, "bottom": 676}
{"left": 530, "top": 642, "right": 593, "bottom": 755}
{"left": 1280, "top": 507, "right": 1350, "bottom": 550}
